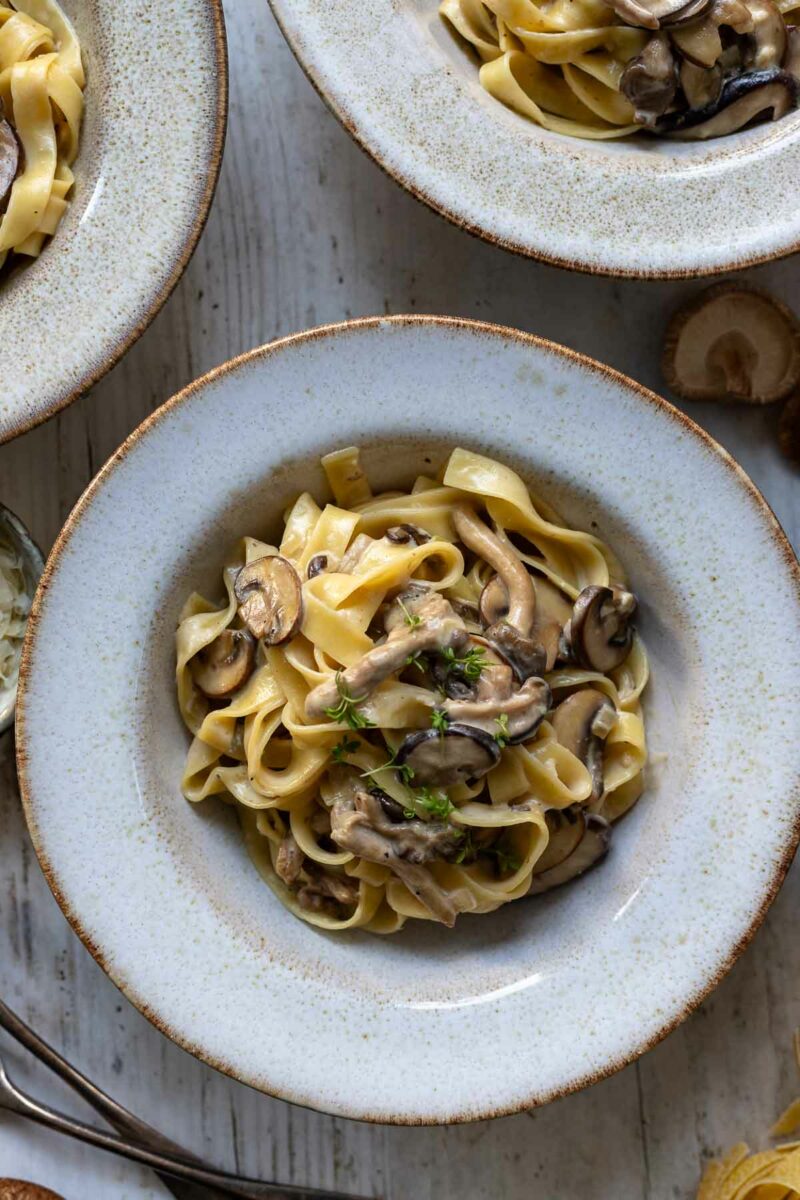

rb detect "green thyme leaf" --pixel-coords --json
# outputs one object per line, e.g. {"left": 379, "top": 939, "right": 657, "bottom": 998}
{"left": 404, "top": 650, "right": 428, "bottom": 673}
{"left": 331, "top": 736, "right": 360, "bottom": 763}
{"left": 404, "top": 786, "right": 455, "bottom": 821}
{"left": 430, "top": 708, "right": 450, "bottom": 736}
{"left": 493, "top": 713, "right": 511, "bottom": 749}
{"left": 441, "top": 644, "right": 488, "bottom": 682}
{"left": 322, "top": 671, "right": 375, "bottom": 731}
{"left": 397, "top": 598, "right": 423, "bottom": 629}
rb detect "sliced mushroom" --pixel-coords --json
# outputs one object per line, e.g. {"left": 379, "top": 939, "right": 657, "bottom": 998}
{"left": 385, "top": 523, "right": 432, "bottom": 545}
{"left": 445, "top": 675, "right": 552, "bottom": 744}
{"left": 484, "top": 620, "right": 547, "bottom": 681}
{"left": 527, "top": 814, "right": 611, "bottom": 895}
{"left": 744, "top": 0, "right": 786, "bottom": 68}
{"left": 453, "top": 507, "right": 536, "bottom": 636}
{"left": 0, "top": 118, "right": 18, "bottom": 208}
{"left": 190, "top": 628, "right": 256, "bottom": 698}
{"left": 670, "top": 0, "right": 753, "bottom": 68}
{"left": 307, "top": 553, "right": 328, "bottom": 579}
{"left": 531, "top": 807, "right": 586, "bottom": 875}
{"left": 370, "top": 786, "right": 409, "bottom": 823}
{"left": 482, "top": 573, "right": 570, "bottom": 671}
{"left": 234, "top": 555, "right": 303, "bottom": 644}
{"left": 660, "top": 68, "right": 799, "bottom": 139}
{"left": 306, "top": 590, "right": 467, "bottom": 719}
{"left": 603, "top": 0, "right": 712, "bottom": 29}
{"left": 663, "top": 281, "right": 800, "bottom": 402}
{"left": 621, "top": 33, "right": 678, "bottom": 125}
{"left": 563, "top": 586, "right": 637, "bottom": 673}
{"left": 396, "top": 724, "right": 500, "bottom": 788}
{"left": 552, "top": 689, "right": 617, "bottom": 800}
{"left": 680, "top": 59, "right": 723, "bottom": 107}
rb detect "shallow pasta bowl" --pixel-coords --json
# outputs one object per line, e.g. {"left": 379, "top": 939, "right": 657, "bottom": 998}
{"left": 16, "top": 315, "right": 800, "bottom": 1123}
{"left": 0, "top": 0, "right": 227, "bottom": 444}
{"left": 267, "top": 0, "right": 800, "bottom": 276}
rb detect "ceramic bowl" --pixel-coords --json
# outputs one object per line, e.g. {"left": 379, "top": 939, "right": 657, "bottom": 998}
{"left": 16, "top": 316, "right": 800, "bottom": 1123}
{"left": 268, "top": 0, "right": 800, "bottom": 277}
{"left": 0, "top": 504, "right": 43, "bottom": 734}
{"left": 0, "top": 0, "right": 227, "bottom": 444}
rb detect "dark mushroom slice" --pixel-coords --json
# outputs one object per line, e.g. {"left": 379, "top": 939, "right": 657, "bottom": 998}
{"left": 662, "top": 281, "right": 800, "bottom": 402}
{"left": 482, "top": 573, "right": 570, "bottom": 671}
{"left": 449, "top": 596, "right": 482, "bottom": 626}
{"left": 370, "top": 786, "right": 408, "bottom": 823}
{"left": 307, "top": 553, "right": 328, "bottom": 579}
{"left": 484, "top": 620, "right": 547, "bottom": 682}
{"left": 527, "top": 814, "right": 611, "bottom": 895}
{"left": 190, "top": 628, "right": 256, "bottom": 698}
{"left": 531, "top": 807, "right": 586, "bottom": 875}
{"left": 453, "top": 507, "right": 536, "bottom": 636}
{"left": 396, "top": 723, "right": 500, "bottom": 788}
{"left": 552, "top": 689, "right": 617, "bottom": 800}
{"left": 659, "top": 68, "right": 799, "bottom": 138}
{"left": 564, "top": 586, "right": 636, "bottom": 673}
{"left": 234, "top": 555, "right": 303, "bottom": 644}
{"left": 385, "top": 523, "right": 432, "bottom": 545}
{"left": 621, "top": 33, "right": 678, "bottom": 125}
{"left": 0, "top": 118, "right": 18, "bottom": 207}
{"left": 445, "top": 675, "right": 552, "bottom": 745}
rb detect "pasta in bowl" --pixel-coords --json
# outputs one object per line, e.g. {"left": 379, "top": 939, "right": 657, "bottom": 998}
{"left": 178, "top": 446, "right": 648, "bottom": 932}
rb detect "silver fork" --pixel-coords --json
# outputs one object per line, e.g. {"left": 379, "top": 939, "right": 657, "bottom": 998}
{"left": 0, "top": 999, "right": 371, "bottom": 1200}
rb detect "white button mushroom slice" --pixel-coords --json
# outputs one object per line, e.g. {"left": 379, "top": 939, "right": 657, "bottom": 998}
{"left": 305, "top": 591, "right": 468, "bottom": 720}
{"left": 189, "top": 628, "right": 256, "bottom": 698}
{"left": 0, "top": 117, "right": 18, "bottom": 207}
{"left": 234, "top": 555, "right": 303, "bottom": 644}
{"left": 662, "top": 281, "right": 800, "bottom": 401}
{"left": 527, "top": 814, "right": 611, "bottom": 895}
{"left": 563, "top": 586, "right": 637, "bottom": 673}
{"left": 551, "top": 688, "right": 617, "bottom": 800}
{"left": 395, "top": 723, "right": 501, "bottom": 788}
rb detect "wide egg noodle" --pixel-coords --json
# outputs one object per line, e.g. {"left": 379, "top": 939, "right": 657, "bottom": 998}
{"left": 176, "top": 447, "right": 650, "bottom": 932}
{"left": 441, "top": 0, "right": 641, "bottom": 138}
{"left": 0, "top": 0, "right": 84, "bottom": 262}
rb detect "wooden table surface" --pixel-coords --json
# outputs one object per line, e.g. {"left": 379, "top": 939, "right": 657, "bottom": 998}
{"left": 0, "top": 1, "right": 798, "bottom": 1196}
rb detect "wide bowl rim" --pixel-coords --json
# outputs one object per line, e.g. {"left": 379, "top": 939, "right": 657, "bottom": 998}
{"left": 266, "top": 0, "right": 800, "bottom": 280}
{"left": 15, "top": 314, "right": 800, "bottom": 1123}
{"left": 0, "top": 0, "right": 229, "bottom": 446}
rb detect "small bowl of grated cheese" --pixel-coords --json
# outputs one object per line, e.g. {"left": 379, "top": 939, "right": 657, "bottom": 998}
{"left": 0, "top": 507, "right": 43, "bottom": 736}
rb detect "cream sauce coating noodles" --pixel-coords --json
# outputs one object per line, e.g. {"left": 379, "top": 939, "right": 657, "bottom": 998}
{"left": 0, "top": 0, "right": 84, "bottom": 266}
{"left": 176, "top": 448, "right": 649, "bottom": 933}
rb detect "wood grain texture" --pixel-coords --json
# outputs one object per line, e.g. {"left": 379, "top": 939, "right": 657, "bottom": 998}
{"left": 0, "top": 1, "right": 798, "bottom": 1196}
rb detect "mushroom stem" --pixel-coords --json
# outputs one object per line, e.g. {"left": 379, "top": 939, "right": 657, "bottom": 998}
{"left": 453, "top": 506, "right": 536, "bottom": 636}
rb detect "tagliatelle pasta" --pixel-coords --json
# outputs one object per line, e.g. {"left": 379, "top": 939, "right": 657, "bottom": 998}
{"left": 0, "top": 0, "right": 84, "bottom": 267}
{"left": 176, "top": 447, "right": 648, "bottom": 933}
{"left": 441, "top": 0, "right": 800, "bottom": 142}
{"left": 696, "top": 1033, "right": 800, "bottom": 1200}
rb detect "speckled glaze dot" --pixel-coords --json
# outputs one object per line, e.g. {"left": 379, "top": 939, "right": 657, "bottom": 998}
{"left": 0, "top": 0, "right": 227, "bottom": 444}
{"left": 15, "top": 318, "right": 800, "bottom": 1124}
{"left": 267, "top": 0, "right": 800, "bottom": 278}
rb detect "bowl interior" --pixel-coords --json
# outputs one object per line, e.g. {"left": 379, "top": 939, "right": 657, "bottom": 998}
{"left": 269, "top": 0, "right": 800, "bottom": 274}
{"left": 18, "top": 318, "right": 800, "bottom": 1121}
{"left": 0, "top": 0, "right": 225, "bottom": 442}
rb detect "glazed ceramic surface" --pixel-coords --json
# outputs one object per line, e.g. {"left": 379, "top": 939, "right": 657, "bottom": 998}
{"left": 16, "top": 317, "right": 800, "bottom": 1123}
{"left": 267, "top": 0, "right": 800, "bottom": 277}
{"left": 0, "top": 0, "right": 227, "bottom": 444}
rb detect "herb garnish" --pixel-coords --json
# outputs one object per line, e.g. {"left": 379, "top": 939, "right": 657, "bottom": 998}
{"left": 322, "top": 671, "right": 375, "bottom": 731}
{"left": 441, "top": 644, "right": 488, "bottom": 682}
{"left": 331, "top": 736, "right": 360, "bottom": 763}
{"left": 452, "top": 830, "right": 521, "bottom": 873}
{"left": 404, "top": 650, "right": 428, "bottom": 673}
{"left": 403, "top": 786, "right": 455, "bottom": 821}
{"left": 397, "top": 598, "right": 423, "bottom": 629}
{"left": 361, "top": 754, "right": 415, "bottom": 787}
{"left": 493, "top": 713, "right": 511, "bottom": 748}
{"left": 430, "top": 708, "right": 450, "bottom": 736}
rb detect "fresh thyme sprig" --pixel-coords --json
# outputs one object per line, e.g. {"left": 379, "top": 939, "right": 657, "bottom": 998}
{"left": 397, "top": 598, "right": 423, "bottom": 629}
{"left": 331, "top": 736, "right": 360, "bottom": 763}
{"left": 453, "top": 829, "right": 521, "bottom": 873}
{"left": 430, "top": 708, "right": 450, "bottom": 736}
{"left": 441, "top": 644, "right": 488, "bottom": 682}
{"left": 322, "top": 671, "right": 375, "bottom": 731}
{"left": 361, "top": 753, "right": 415, "bottom": 787}
{"left": 405, "top": 650, "right": 428, "bottom": 673}
{"left": 493, "top": 713, "right": 511, "bottom": 749}
{"left": 403, "top": 786, "right": 455, "bottom": 821}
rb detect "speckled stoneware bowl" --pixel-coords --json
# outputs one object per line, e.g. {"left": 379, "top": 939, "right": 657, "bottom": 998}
{"left": 0, "top": 0, "right": 227, "bottom": 444}
{"left": 16, "top": 316, "right": 800, "bottom": 1123}
{"left": 268, "top": 0, "right": 800, "bottom": 277}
